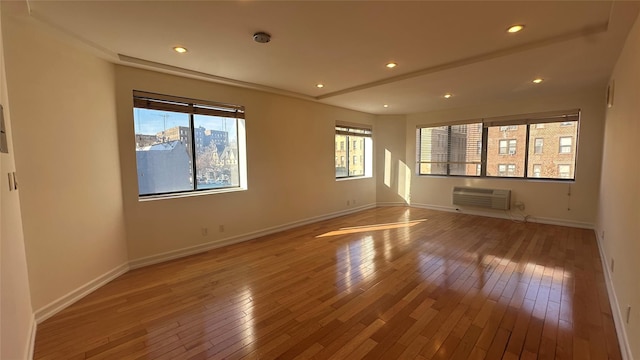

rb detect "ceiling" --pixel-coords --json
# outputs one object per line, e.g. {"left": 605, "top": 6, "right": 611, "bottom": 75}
{"left": 18, "top": 1, "right": 640, "bottom": 115}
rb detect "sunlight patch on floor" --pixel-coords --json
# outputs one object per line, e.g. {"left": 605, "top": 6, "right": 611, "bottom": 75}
{"left": 316, "top": 219, "right": 427, "bottom": 238}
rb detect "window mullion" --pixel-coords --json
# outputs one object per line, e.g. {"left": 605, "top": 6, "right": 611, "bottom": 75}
{"left": 446, "top": 126, "right": 452, "bottom": 175}
{"left": 481, "top": 127, "right": 488, "bottom": 176}
{"left": 524, "top": 124, "right": 530, "bottom": 177}
{"left": 346, "top": 135, "right": 350, "bottom": 177}
{"left": 190, "top": 114, "right": 197, "bottom": 190}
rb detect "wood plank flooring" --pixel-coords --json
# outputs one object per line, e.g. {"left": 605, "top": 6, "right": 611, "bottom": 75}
{"left": 33, "top": 207, "right": 621, "bottom": 359}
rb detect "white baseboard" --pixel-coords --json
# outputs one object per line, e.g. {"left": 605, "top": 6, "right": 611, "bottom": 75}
{"left": 129, "top": 203, "right": 377, "bottom": 269}
{"left": 27, "top": 315, "right": 36, "bottom": 360}
{"left": 595, "top": 230, "right": 632, "bottom": 360}
{"left": 409, "top": 203, "right": 594, "bottom": 229}
{"left": 34, "top": 262, "right": 130, "bottom": 324}
{"left": 376, "top": 202, "right": 408, "bottom": 207}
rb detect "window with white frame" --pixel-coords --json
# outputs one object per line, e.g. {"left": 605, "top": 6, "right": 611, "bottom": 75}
{"left": 558, "top": 164, "right": 571, "bottom": 178}
{"left": 498, "top": 139, "right": 517, "bottom": 155}
{"left": 133, "top": 91, "right": 246, "bottom": 197}
{"left": 417, "top": 110, "right": 579, "bottom": 180}
{"left": 335, "top": 124, "right": 372, "bottom": 178}
{"left": 534, "top": 138, "right": 543, "bottom": 154}
{"left": 532, "top": 164, "right": 542, "bottom": 178}
{"left": 559, "top": 137, "right": 573, "bottom": 154}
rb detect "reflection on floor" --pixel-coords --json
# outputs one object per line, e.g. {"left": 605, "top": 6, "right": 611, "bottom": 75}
{"left": 33, "top": 207, "right": 620, "bottom": 359}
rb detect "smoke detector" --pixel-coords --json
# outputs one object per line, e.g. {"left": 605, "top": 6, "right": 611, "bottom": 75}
{"left": 253, "top": 32, "right": 271, "bottom": 43}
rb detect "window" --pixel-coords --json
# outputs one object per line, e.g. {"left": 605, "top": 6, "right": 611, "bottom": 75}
{"left": 558, "top": 164, "right": 571, "bottom": 178}
{"left": 498, "top": 139, "right": 517, "bottom": 155}
{"left": 417, "top": 122, "right": 482, "bottom": 176}
{"left": 133, "top": 91, "right": 246, "bottom": 197}
{"left": 532, "top": 164, "right": 542, "bottom": 178}
{"left": 417, "top": 110, "right": 579, "bottom": 180}
{"left": 534, "top": 138, "right": 543, "bottom": 154}
{"left": 498, "top": 164, "right": 516, "bottom": 177}
{"left": 335, "top": 125, "right": 372, "bottom": 178}
{"left": 559, "top": 137, "right": 572, "bottom": 153}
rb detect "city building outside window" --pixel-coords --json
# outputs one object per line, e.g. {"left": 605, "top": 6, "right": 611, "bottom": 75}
{"left": 133, "top": 91, "right": 246, "bottom": 197}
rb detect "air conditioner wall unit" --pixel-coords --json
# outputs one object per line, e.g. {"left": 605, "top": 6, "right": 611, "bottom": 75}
{"left": 452, "top": 186, "right": 511, "bottom": 210}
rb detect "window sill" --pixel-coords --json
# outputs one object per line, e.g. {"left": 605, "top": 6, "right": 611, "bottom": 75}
{"left": 416, "top": 174, "right": 575, "bottom": 183}
{"left": 138, "top": 186, "right": 247, "bottom": 202}
{"left": 336, "top": 176, "right": 372, "bottom": 182}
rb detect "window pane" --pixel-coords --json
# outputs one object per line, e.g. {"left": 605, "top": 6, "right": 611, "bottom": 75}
{"left": 194, "top": 115, "right": 239, "bottom": 189}
{"left": 450, "top": 124, "right": 482, "bottom": 176}
{"left": 418, "top": 127, "right": 448, "bottom": 175}
{"left": 528, "top": 121, "right": 577, "bottom": 179}
{"left": 487, "top": 125, "right": 525, "bottom": 177}
{"left": 348, "top": 136, "right": 365, "bottom": 176}
{"left": 134, "top": 108, "right": 193, "bottom": 195}
{"left": 418, "top": 123, "right": 482, "bottom": 176}
{"left": 335, "top": 134, "right": 348, "bottom": 177}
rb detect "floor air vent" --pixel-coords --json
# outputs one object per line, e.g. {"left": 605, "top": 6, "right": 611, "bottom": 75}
{"left": 452, "top": 186, "right": 511, "bottom": 210}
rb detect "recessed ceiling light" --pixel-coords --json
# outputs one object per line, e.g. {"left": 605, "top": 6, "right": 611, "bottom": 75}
{"left": 386, "top": 62, "right": 397, "bottom": 69}
{"left": 507, "top": 24, "right": 525, "bottom": 33}
{"left": 173, "top": 46, "right": 188, "bottom": 53}
{"left": 383, "top": 104, "right": 389, "bottom": 108}
{"left": 443, "top": 93, "right": 452, "bottom": 99}
{"left": 316, "top": 83, "right": 324, "bottom": 88}
{"left": 532, "top": 78, "right": 543, "bottom": 84}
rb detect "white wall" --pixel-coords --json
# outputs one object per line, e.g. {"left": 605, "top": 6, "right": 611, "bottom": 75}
{"left": 0, "top": 3, "right": 34, "bottom": 359}
{"left": 2, "top": 8, "right": 129, "bottom": 313}
{"left": 596, "top": 13, "right": 640, "bottom": 360}
{"left": 115, "top": 66, "right": 376, "bottom": 262}
{"left": 403, "top": 88, "right": 605, "bottom": 228}
{"left": 375, "top": 115, "right": 410, "bottom": 205}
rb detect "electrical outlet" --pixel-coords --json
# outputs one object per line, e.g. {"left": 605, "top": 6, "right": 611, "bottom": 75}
{"left": 347, "top": 200, "right": 350, "bottom": 206}
{"left": 201, "top": 227, "right": 208, "bottom": 236}
{"left": 219, "top": 225, "right": 224, "bottom": 232}
{"left": 610, "top": 258, "right": 614, "bottom": 273}
{"left": 626, "top": 305, "right": 631, "bottom": 324}
{"left": 515, "top": 201, "right": 525, "bottom": 211}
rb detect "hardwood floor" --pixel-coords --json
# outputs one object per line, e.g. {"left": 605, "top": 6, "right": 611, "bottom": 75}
{"left": 33, "top": 207, "right": 621, "bottom": 359}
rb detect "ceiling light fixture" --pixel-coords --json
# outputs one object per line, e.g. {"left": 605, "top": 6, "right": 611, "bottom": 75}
{"left": 443, "top": 93, "right": 452, "bottom": 99}
{"left": 507, "top": 24, "right": 525, "bottom": 33}
{"left": 316, "top": 84, "right": 324, "bottom": 88}
{"left": 386, "top": 62, "right": 397, "bottom": 69}
{"left": 383, "top": 104, "right": 389, "bottom": 108}
{"left": 532, "top": 78, "right": 543, "bottom": 84}
{"left": 173, "top": 46, "right": 188, "bottom": 53}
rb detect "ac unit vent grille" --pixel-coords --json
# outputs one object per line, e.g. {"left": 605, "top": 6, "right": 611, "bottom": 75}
{"left": 452, "top": 187, "right": 511, "bottom": 210}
